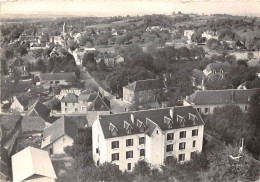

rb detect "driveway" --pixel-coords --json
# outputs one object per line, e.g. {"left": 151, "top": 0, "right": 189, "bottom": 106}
{"left": 79, "top": 66, "right": 131, "bottom": 113}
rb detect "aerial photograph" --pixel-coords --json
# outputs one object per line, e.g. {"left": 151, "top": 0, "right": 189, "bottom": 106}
{"left": 0, "top": 0, "right": 260, "bottom": 181}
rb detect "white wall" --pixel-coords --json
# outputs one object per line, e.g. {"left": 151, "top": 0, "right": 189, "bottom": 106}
{"left": 43, "top": 135, "right": 73, "bottom": 155}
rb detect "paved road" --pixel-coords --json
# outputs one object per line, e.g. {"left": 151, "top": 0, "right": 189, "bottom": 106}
{"left": 79, "top": 66, "right": 131, "bottom": 114}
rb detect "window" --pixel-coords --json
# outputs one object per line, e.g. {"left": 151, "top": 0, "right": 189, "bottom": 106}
{"left": 166, "top": 144, "right": 173, "bottom": 152}
{"left": 167, "top": 133, "right": 174, "bottom": 141}
{"left": 75, "top": 108, "right": 78, "bottom": 112}
{"left": 192, "top": 129, "right": 198, "bottom": 137}
{"left": 127, "top": 163, "right": 131, "bottom": 170}
{"left": 204, "top": 108, "right": 209, "bottom": 113}
{"left": 139, "top": 137, "right": 145, "bottom": 145}
{"left": 139, "top": 97, "right": 143, "bottom": 103}
{"left": 193, "top": 140, "right": 196, "bottom": 148}
{"left": 126, "top": 139, "right": 133, "bottom": 147}
{"left": 191, "top": 152, "right": 195, "bottom": 159}
{"left": 140, "top": 149, "right": 145, "bottom": 157}
{"left": 65, "top": 102, "right": 67, "bottom": 106}
{"left": 96, "top": 148, "right": 99, "bottom": 154}
{"left": 179, "top": 142, "right": 186, "bottom": 150}
{"left": 111, "top": 141, "right": 119, "bottom": 149}
{"left": 197, "top": 108, "right": 201, "bottom": 113}
{"left": 73, "top": 102, "right": 75, "bottom": 106}
{"left": 82, "top": 107, "right": 87, "bottom": 111}
{"left": 126, "top": 151, "right": 133, "bottom": 159}
{"left": 111, "top": 153, "right": 119, "bottom": 161}
{"left": 180, "top": 131, "right": 186, "bottom": 138}
{"left": 245, "top": 106, "right": 248, "bottom": 111}
{"left": 50, "top": 81, "right": 53, "bottom": 84}
{"left": 65, "top": 108, "right": 68, "bottom": 113}
{"left": 179, "top": 154, "right": 185, "bottom": 161}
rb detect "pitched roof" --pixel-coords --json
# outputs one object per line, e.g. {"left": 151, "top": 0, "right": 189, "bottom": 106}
{"left": 87, "top": 91, "right": 110, "bottom": 111}
{"left": 78, "top": 90, "right": 91, "bottom": 101}
{"left": 0, "top": 146, "right": 9, "bottom": 179}
{"left": 60, "top": 93, "right": 79, "bottom": 103}
{"left": 123, "top": 78, "right": 165, "bottom": 92}
{"left": 186, "top": 88, "right": 260, "bottom": 105}
{"left": 25, "top": 101, "right": 50, "bottom": 122}
{"left": 41, "top": 116, "right": 78, "bottom": 148}
{"left": 204, "top": 62, "right": 230, "bottom": 73}
{"left": 15, "top": 93, "right": 33, "bottom": 108}
{"left": 40, "top": 72, "right": 76, "bottom": 81}
{"left": 11, "top": 147, "right": 57, "bottom": 182}
{"left": 99, "top": 106, "right": 204, "bottom": 139}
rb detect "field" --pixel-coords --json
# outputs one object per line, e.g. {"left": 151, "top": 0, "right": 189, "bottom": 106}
{"left": 85, "top": 19, "right": 143, "bottom": 29}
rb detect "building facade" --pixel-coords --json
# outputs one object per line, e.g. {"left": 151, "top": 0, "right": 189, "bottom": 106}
{"left": 92, "top": 106, "right": 204, "bottom": 171}
{"left": 123, "top": 78, "right": 166, "bottom": 104}
{"left": 184, "top": 88, "right": 260, "bottom": 115}
{"left": 40, "top": 72, "right": 76, "bottom": 89}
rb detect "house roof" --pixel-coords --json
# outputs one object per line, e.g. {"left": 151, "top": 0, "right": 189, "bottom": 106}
{"left": 186, "top": 88, "right": 260, "bottom": 105}
{"left": 25, "top": 101, "right": 50, "bottom": 122}
{"left": 204, "top": 62, "right": 230, "bottom": 73}
{"left": 41, "top": 116, "right": 78, "bottom": 148}
{"left": 40, "top": 72, "right": 76, "bottom": 81}
{"left": 60, "top": 93, "right": 79, "bottom": 103}
{"left": 78, "top": 90, "right": 91, "bottom": 101}
{"left": 87, "top": 93, "right": 110, "bottom": 111}
{"left": 99, "top": 106, "right": 204, "bottom": 139}
{"left": 11, "top": 147, "right": 57, "bottom": 182}
{"left": 0, "top": 146, "right": 9, "bottom": 179}
{"left": 123, "top": 78, "right": 165, "bottom": 92}
{"left": 14, "top": 93, "right": 34, "bottom": 108}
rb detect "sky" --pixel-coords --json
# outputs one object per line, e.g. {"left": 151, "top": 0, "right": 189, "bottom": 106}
{"left": 1, "top": 0, "right": 260, "bottom": 17}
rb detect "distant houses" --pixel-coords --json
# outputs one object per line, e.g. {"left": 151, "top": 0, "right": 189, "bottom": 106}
{"left": 183, "top": 88, "right": 260, "bottom": 115}
{"left": 41, "top": 116, "right": 78, "bottom": 155}
{"left": 39, "top": 72, "right": 77, "bottom": 89}
{"left": 8, "top": 57, "right": 30, "bottom": 78}
{"left": 60, "top": 91, "right": 110, "bottom": 114}
{"left": 11, "top": 147, "right": 57, "bottom": 182}
{"left": 95, "top": 52, "right": 124, "bottom": 68}
{"left": 123, "top": 78, "right": 166, "bottom": 104}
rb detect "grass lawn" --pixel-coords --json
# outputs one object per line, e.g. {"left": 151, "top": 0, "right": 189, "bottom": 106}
{"left": 52, "top": 160, "right": 79, "bottom": 182}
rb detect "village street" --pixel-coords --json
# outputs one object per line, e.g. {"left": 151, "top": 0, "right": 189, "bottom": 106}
{"left": 79, "top": 66, "right": 131, "bottom": 114}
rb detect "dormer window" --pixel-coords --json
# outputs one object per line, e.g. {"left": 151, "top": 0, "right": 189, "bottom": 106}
{"left": 248, "top": 96, "right": 251, "bottom": 102}
{"left": 213, "top": 69, "right": 217, "bottom": 74}
{"left": 164, "top": 116, "right": 173, "bottom": 129}
{"left": 189, "top": 113, "right": 198, "bottom": 125}
{"left": 124, "top": 121, "right": 133, "bottom": 134}
{"left": 137, "top": 119, "right": 145, "bottom": 132}
{"left": 109, "top": 123, "right": 118, "bottom": 136}
{"left": 177, "top": 115, "right": 186, "bottom": 127}
{"left": 220, "top": 69, "right": 224, "bottom": 74}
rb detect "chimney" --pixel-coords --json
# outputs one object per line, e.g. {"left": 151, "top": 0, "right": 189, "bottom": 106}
{"left": 131, "top": 113, "right": 134, "bottom": 124}
{"left": 169, "top": 108, "right": 174, "bottom": 119}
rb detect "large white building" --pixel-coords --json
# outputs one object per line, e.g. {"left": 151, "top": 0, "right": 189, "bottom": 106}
{"left": 92, "top": 106, "right": 204, "bottom": 172}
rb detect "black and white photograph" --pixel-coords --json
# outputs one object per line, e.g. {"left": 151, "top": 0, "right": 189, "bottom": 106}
{"left": 0, "top": 0, "right": 260, "bottom": 181}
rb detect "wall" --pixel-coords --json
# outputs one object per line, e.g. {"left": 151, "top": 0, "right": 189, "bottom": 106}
{"left": 10, "top": 99, "right": 25, "bottom": 112}
{"left": 53, "top": 135, "right": 73, "bottom": 154}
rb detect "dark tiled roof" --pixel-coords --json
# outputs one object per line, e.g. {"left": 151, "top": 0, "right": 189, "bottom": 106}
{"left": 60, "top": 93, "right": 78, "bottom": 103}
{"left": 99, "top": 106, "right": 204, "bottom": 139}
{"left": 87, "top": 94, "right": 110, "bottom": 111}
{"left": 41, "top": 116, "right": 78, "bottom": 148}
{"left": 87, "top": 92, "right": 98, "bottom": 102}
{"left": 26, "top": 101, "right": 50, "bottom": 122}
{"left": 78, "top": 90, "right": 91, "bottom": 101}
{"left": 186, "top": 89, "right": 260, "bottom": 105}
{"left": 40, "top": 72, "right": 76, "bottom": 81}
{"left": 123, "top": 78, "right": 165, "bottom": 92}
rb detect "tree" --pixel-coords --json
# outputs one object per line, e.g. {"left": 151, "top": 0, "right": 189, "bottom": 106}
{"left": 206, "top": 38, "right": 220, "bottom": 50}
{"left": 133, "top": 160, "right": 152, "bottom": 177}
{"left": 14, "top": 45, "right": 28, "bottom": 57}
{"left": 164, "top": 156, "right": 177, "bottom": 171}
{"left": 191, "top": 151, "right": 209, "bottom": 171}
{"left": 200, "top": 145, "right": 260, "bottom": 182}
{"left": 36, "top": 59, "right": 46, "bottom": 73}
{"left": 96, "top": 59, "right": 107, "bottom": 72}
